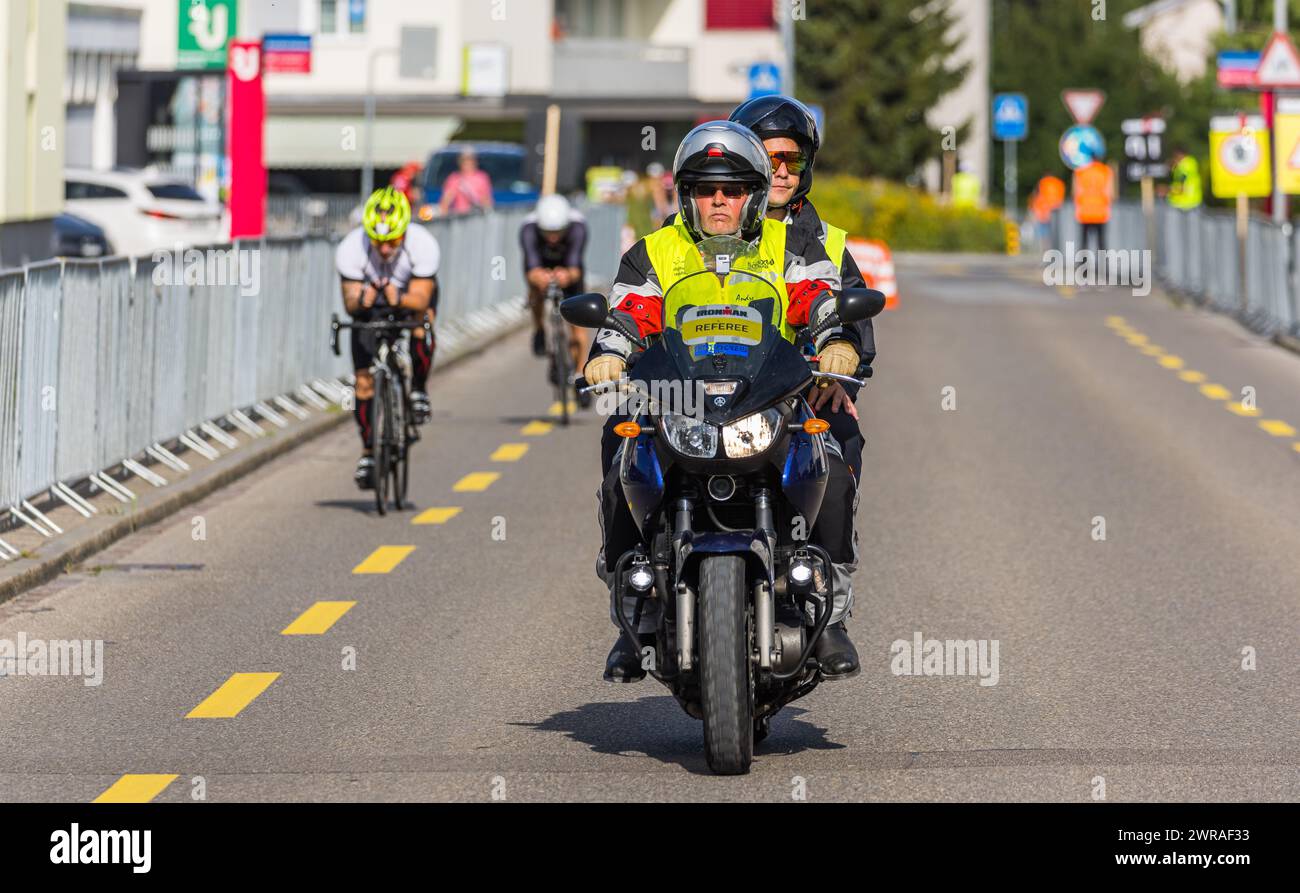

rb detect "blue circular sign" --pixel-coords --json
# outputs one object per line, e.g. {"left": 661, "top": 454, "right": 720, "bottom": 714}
{"left": 1059, "top": 125, "right": 1106, "bottom": 170}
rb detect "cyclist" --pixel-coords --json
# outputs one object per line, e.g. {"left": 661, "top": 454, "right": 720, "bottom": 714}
{"left": 585, "top": 121, "right": 853, "bottom": 683}
{"left": 522, "top": 194, "right": 590, "bottom": 404}
{"left": 336, "top": 187, "right": 441, "bottom": 490}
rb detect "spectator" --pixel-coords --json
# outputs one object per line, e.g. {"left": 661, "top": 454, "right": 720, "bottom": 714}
{"left": 438, "top": 148, "right": 494, "bottom": 216}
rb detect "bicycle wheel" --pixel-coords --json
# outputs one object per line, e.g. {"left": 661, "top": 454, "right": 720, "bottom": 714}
{"left": 390, "top": 382, "right": 408, "bottom": 512}
{"left": 552, "top": 310, "right": 572, "bottom": 426}
{"left": 372, "top": 368, "right": 390, "bottom": 516}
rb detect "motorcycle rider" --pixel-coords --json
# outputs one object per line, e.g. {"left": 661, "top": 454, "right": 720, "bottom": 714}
{"left": 585, "top": 121, "right": 860, "bottom": 682}
{"left": 521, "top": 193, "right": 590, "bottom": 405}
{"left": 336, "top": 187, "right": 440, "bottom": 490}
{"left": 728, "top": 94, "right": 871, "bottom": 679}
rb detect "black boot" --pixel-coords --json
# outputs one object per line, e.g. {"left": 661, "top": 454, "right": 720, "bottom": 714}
{"left": 815, "top": 622, "right": 860, "bottom": 680}
{"left": 603, "top": 631, "right": 647, "bottom": 683}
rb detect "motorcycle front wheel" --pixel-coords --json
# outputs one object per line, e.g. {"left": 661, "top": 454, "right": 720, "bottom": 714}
{"left": 698, "top": 554, "right": 754, "bottom": 775}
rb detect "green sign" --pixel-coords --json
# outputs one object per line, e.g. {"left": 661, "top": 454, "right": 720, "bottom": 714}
{"left": 177, "top": 0, "right": 238, "bottom": 70}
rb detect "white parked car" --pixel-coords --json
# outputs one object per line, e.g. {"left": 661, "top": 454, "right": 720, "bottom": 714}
{"left": 64, "top": 169, "right": 225, "bottom": 258}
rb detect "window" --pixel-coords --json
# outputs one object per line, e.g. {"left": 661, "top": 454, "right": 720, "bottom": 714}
{"left": 66, "top": 182, "right": 128, "bottom": 200}
{"left": 555, "top": 0, "right": 627, "bottom": 39}
{"left": 318, "top": 0, "right": 365, "bottom": 35}
{"left": 147, "top": 183, "right": 205, "bottom": 201}
{"left": 706, "top": 0, "right": 774, "bottom": 30}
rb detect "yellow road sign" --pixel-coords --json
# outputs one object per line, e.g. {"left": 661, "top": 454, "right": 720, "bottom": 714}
{"left": 1210, "top": 115, "right": 1271, "bottom": 198}
{"left": 1275, "top": 98, "right": 1300, "bottom": 194}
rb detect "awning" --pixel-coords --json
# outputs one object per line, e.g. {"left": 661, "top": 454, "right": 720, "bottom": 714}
{"left": 266, "top": 116, "right": 461, "bottom": 169}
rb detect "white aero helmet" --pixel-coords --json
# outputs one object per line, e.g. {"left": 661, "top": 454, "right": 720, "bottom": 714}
{"left": 536, "top": 194, "right": 573, "bottom": 233}
{"left": 672, "top": 120, "right": 771, "bottom": 241}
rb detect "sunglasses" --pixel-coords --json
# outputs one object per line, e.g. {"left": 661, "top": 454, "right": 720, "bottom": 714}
{"left": 691, "top": 183, "right": 752, "bottom": 199}
{"left": 769, "top": 150, "right": 809, "bottom": 175}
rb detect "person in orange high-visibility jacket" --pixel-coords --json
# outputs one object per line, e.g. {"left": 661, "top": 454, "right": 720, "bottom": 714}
{"left": 1029, "top": 173, "right": 1066, "bottom": 249}
{"left": 1073, "top": 155, "right": 1113, "bottom": 252}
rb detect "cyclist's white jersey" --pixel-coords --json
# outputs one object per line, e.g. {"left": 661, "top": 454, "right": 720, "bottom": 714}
{"left": 335, "top": 225, "right": 441, "bottom": 292}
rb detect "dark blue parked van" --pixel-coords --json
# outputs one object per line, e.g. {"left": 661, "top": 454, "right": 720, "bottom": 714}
{"left": 421, "top": 142, "right": 539, "bottom": 212}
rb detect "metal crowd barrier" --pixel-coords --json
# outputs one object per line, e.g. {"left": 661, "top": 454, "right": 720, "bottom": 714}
{"left": 1053, "top": 200, "right": 1300, "bottom": 340}
{"left": 0, "top": 201, "right": 627, "bottom": 552}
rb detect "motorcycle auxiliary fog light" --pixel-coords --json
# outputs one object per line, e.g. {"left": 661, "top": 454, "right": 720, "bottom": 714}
{"left": 628, "top": 566, "right": 655, "bottom": 592}
{"left": 789, "top": 562, "right": 814, "bottom": 586}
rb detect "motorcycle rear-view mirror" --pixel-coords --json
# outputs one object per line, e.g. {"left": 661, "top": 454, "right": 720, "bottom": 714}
{"left": 561, "top": 293, "right": 612, "bottom": 329}
{"left": 836, "top": 288, "right": 887, "bottom": 323}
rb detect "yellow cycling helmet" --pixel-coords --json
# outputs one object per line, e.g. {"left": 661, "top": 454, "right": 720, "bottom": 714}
{"left": 362, "top": 187, "right": 412, "bottom": 242}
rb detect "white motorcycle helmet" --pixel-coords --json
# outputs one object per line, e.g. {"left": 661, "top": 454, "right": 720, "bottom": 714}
{"left": 536, "top": 194, "right": 573, "bottom": 233}
{"left": 672, "top": 121, "right": 772, "bottom": 241}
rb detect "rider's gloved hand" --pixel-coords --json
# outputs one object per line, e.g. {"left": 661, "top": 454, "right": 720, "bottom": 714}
{"left": 818, "top": 340, "right": 859, "bottom": 378}
{"left": 584, "top": 354, "right": 626, "bottom": 385}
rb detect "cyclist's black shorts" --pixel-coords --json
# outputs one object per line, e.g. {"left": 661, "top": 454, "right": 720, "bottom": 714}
{"left": 349, "top": 310, "right": 430, "bottom": 372}
{"left": 528, "top": 279, "right": 586, "bottom": 304}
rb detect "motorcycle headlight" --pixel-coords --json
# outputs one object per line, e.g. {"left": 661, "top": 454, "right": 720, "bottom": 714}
{"left": 659, "top": 414, "right": 718, "bottom": 458}
{"left": 722, "top": 409, "right": 783, "bottom": 459}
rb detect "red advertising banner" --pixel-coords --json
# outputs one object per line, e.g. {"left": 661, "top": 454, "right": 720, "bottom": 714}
{"left": 227, "top": 40, "right": 266, "bottom": 239}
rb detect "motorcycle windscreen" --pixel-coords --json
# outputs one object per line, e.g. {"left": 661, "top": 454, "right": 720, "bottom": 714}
{"left": 654, "top": 235, "right": 812, "bottom": 424}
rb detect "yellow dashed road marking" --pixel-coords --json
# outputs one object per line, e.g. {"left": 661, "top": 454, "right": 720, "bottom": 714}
{"left": 521, "top": 421, "right": 554, "bottom": 436}
{"left": 453, "top": 472, "right": 500, "bottom": 492}
{"left": 93, "top": 774, "right": 179, "bottom": 803}
{"left": 1139, "top": 344, "right": 1165, "bottom": 356}
{"left": 1125, "top": 334, "right": 1149, "bottom": 346}
{"left": 352, "top": 545, "right": 415, "bottom": 574}
{"left": 1259, "top": 419, "right": 1297, "bottom": 437}
{"left": 1158, "top": 355, "right": 1184, "bottom": 369}
{"left": 1059, "top": 286, "right": 1076, "bottom": 298}
{"left": 1226, "top": 402, "right": 1260, "bottom": 417}
{"left": 282, "top": 601, "right": 356, "bottom": 635}
{"left": 1178, "top": 369, "right": 1205, "bottom": 382}
{"left": 548, "top": 400, "right": 577, "bottom": 417}
{"left": 186, "top": 673, "right": 280, "bottom": 719}
{"left": 1293, "top": 442, "right": 1300, "bottom": 453}
{"left": 1105, "top": 316, "right": 1128, "bottom": 327}
{"left": 491, "top": 443, "right": 529, "bottom": 462}
{"left": 1199, "top": 384, "right": 1231, "bottom": 400}
{"left": 413, "top": 506, "right": 461, "bottom": 525}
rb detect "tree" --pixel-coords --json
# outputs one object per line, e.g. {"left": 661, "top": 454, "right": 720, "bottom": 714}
{"left": 797, "top": 0, "right": 971, "bottom": 180}
{"left": 990, "top": 0, "right": 1188, "bottom": 206}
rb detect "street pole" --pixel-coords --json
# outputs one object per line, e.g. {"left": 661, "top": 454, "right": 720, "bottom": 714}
{"left": 1004, "top": 138, "right": 1017, "bottom": 221}
{"left": 780, "top": 0, "right": 795, "bottom": 95}
{"left": 362, "top": 47, "right": 398, "bottom": 202}
{"left": 1274, "top": 0, "right": 1288, "bottom": 223}
{"left": 1224, "top": 0, "right": 1236, "bottom": 35}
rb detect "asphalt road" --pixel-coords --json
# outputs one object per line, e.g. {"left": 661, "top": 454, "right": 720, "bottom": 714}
{"left": 2, "top": 254, "right": 1298, "bottom": 802}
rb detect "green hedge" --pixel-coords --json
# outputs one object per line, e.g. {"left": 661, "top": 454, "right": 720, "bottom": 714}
{"left": 808, "top": 174, "right": 1007, "bottom": 252}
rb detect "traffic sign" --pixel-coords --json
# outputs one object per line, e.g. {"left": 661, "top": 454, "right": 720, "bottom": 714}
{"left": 1061, "top": 89, "right": 1105, "bottom": 125}
{"left": 1059, "top": 125, "right": 1105, "bottom": 170}
{"left": 1209, "top": 115, "right": 1271, "bottom": 198}
{"left": 1255, "top": 31, "right": 1300, "bottom": 88}
{"left": 1121, "top": 117, "right": 1167, "bottom": 180}
{"left": 1273, "top": 97, "right": 1300, "bottom": 194}
{"left": 992, "top": 93, "right": 1028, "bottom": 141}
{"left": 1218, "top": 50, "right": 1261, "bottom": 88}
{"left": 748, "top": 62, "right": 782, "bottom": 99}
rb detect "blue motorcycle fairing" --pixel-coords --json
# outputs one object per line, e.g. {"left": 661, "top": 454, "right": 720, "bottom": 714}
{"left": 621, "top": 426, "right": 665, "bottom": 536}
{"left": 781, "top": 405, "right": 830, "bottom": 527}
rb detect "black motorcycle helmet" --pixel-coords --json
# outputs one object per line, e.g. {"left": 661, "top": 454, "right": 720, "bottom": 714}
{"left": 729, "top": 94, "right": 820, "bottom": 207}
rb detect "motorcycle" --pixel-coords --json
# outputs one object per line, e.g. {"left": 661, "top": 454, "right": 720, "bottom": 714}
{"left": 563, "top": 234, "right": 884, "bottom": 775}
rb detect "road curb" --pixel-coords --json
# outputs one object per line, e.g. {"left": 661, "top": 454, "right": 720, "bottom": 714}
{"left": 0, "top": 409, "right": 350, "bottom": 606}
